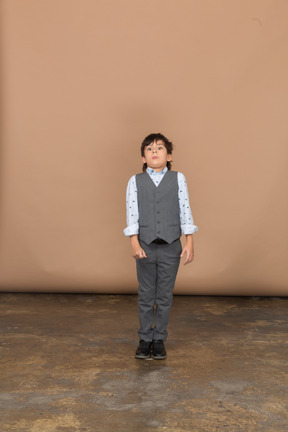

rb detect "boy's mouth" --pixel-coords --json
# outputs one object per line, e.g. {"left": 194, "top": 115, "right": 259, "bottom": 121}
{"left": 152, "top": 156, "right": 158, "bottom": 159}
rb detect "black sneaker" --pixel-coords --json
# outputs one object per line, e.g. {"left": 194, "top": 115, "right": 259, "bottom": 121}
{"left": 152, "top": 340, "right": 167, "bottom": 360}
{"left": 135, "top": 340, "right": 152, "bottom": 359}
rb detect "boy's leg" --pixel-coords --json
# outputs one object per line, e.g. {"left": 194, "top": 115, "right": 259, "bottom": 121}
{"left": 153, "top": 239, "right": 182, "bottom": 341}
{"left": 136, "top": 241, "right": 157, "bottom": 342}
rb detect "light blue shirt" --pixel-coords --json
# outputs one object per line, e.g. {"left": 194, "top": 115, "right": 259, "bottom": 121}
{"left": 124, "top": 166, "right": 198, "bottom": 237}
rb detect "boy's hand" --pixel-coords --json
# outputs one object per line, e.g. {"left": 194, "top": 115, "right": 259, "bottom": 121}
{"left": 132, "top": 246, "right": 147, "bottom": 260}
{"left": 130, "top": 235, "right": 147, "bottom": 260}
{"left": 180, "top": 234, "right": 194, "bottom": 265}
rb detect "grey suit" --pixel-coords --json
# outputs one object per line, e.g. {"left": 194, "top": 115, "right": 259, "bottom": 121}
{"left": 135, "top": 171, "right": 182, "bottom": 341}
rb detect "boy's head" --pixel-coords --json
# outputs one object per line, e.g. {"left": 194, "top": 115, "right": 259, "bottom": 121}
{"left": 141, "top": 133, "right": 174, "bottom": 172}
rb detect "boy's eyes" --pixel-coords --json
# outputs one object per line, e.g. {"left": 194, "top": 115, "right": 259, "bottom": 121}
{"left": 147, "top": 146, "right": 163, "bottom": 151}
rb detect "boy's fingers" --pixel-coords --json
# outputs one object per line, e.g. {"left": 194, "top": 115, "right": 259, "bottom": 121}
{"left": 183, "top": 253, "right": 191, "bottom": 265}
{"left": 181, "top": 249, "right": 187, "bottom": 259}
{"left": 181, "top": 248, "right": 194, "bottom": 265}
{"left": 139, "top": 249, "right": 147, "bottom": 259}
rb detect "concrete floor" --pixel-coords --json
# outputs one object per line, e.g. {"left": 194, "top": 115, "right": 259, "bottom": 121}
{"left": 0, "top": 294, "right": 287, "bottom": 432}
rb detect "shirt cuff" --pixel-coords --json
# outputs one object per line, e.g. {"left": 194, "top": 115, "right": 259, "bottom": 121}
{"left": 181, "top": 224, "right": 198, "bottom": 235}
{"left": 123, "top": 224, "right": 139, "bottom": 237}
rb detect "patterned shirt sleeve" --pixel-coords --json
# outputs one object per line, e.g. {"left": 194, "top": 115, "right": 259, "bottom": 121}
{"left": 177, "top": 172, "right": 198, "bottom": 235}
{"left": 123, "top": 175, "right": 139, "bottom": 237}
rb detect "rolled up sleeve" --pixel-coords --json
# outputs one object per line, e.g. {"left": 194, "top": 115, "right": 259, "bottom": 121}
{"left": 178, "top": 172, "right": 198, "bottom": 235}
{"left": 123, "top": 175, "right": 139, "bottom": 237}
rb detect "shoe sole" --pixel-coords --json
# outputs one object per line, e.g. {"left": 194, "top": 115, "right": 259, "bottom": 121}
{"left": 151, "top": 354, "right": 167, "bottom": 360}
{"left": 135, "top": 354, "right": 151, "bottom": 359}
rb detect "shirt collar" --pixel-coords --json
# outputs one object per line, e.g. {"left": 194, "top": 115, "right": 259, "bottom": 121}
{"left": 146, "top": 166, "right": 168, "bottom": 176}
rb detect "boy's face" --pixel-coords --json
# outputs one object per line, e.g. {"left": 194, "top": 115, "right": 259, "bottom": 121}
{"left": 142, "top": 140, "right": 172, "bottom": 172}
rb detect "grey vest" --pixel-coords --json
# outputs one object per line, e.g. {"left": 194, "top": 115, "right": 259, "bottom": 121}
{"left": 136, "top": 170, "right": 181, "bottom": 244}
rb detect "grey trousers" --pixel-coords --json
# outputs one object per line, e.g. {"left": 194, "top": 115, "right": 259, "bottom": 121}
{"left": 136, "top": 238, "right": 182, "bottom": 342}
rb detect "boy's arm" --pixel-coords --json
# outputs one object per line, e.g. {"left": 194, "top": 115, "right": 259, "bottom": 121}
{"left": 123, "top": 176, "right": 147, "bottom": 259}
{"left": 177, "top": 172, "right": 198, "bottom": 265}
{"left": 180, "top": 234, "right": 194, "bottom": 265}
{"left": 130, "top": 235, "right": 147, "bottom": 260}
{"left": 178, "top": 172, "right": 198, "bottom": 236}
{"left": 123, "top": 175, "right": 140, "bottom": 237}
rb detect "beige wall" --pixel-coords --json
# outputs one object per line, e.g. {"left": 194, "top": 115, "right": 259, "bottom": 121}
{"left": 1, "top": 0, "right": 288, "bottom": 294}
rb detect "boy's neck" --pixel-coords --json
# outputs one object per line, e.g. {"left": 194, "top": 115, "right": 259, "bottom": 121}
{"left": 147, "top": 165, "right": 167, "bottom": 173}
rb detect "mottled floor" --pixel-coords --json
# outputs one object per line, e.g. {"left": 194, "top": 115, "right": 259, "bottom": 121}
{"left": 0, "top": 294, "right": 287, "bottom": 432}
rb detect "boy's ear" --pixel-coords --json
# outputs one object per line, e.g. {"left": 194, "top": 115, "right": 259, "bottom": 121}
{"left": 167, "top": 154, "right": 172, "bottom": 162}
{"left": 142, "top": 156, "right": 147, "bottom": 164}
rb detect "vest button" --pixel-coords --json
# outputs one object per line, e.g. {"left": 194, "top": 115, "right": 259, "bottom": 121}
{"left": 157, "top": 211, "right": 160, "bottom": 214}
{"left": 157, "top": 221, "right": 160, "bottom": 224}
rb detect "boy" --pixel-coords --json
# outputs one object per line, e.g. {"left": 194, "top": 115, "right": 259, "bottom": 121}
{"left": 124, "top": 133, "right": 198, "bottom": 360}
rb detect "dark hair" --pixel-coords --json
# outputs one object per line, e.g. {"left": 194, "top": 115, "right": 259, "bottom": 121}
{"left": 141, "top": 133, "right": 174, "bottom": 172}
